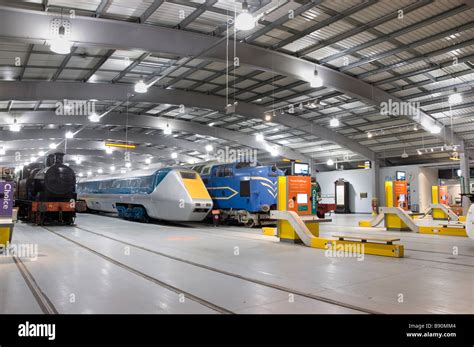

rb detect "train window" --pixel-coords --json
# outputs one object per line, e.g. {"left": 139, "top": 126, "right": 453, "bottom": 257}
{"left": 180, "top": 171, "right": 197, "bottom": 179}
{"left": 240, "top": 181, "right": 250, "bottom": 197}
{"left": 119, "top": 179, "right": 130, "bottom": 188}
{"left": 99, "top": 181, "right": 112, "bottom": 190}
{"left": 201, "top": 166, "right": 211, "bottom": 175}
{"left": 224, "top": 166, "right": 233, "bottom": 177}
{"left": 235, "top": 162, "right": 251, "bottom": 169}
{"left": 216, "top": 166, "right": 225, "bottom": 177}
{"left": 154, "top": 168, "right": 172, "bottom": 187}
{"left": 138, "top": 176, "right": 153, "bottom": 188}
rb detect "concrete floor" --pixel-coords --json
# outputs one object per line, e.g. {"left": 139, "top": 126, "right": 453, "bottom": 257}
{"left": 1, "top": 213, "right": 473, "bottom": 314}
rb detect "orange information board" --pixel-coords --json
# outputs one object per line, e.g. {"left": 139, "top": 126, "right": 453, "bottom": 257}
{"left": 439, "top": 185, "right": 448, "bottom": 205}
{"left": 287, "top": 176, "right": 311, "bottom": 215}
{"left": 393, "top": 181, "right": 408, "bottom": 210}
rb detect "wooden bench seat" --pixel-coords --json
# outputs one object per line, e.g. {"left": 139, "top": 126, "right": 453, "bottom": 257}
{"left": 332, "top": 233, "right": 400, "bottom": 245}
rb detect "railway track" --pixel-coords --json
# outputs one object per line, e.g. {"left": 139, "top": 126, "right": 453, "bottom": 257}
{"left": 80, "top": 214, "right": 474, "bottom": 269}
{"left": 49, "top": 225, "right": 380, "bottom": 314}
{"left": 40, "top": 226, "right": 232, "bottom": 314}
{"left": 12, "top": 254, "right": 58, "bottom": 314}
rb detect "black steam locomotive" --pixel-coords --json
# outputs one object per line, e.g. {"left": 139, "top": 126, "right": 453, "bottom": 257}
{"left": 15, "top": 152, "right": 77, "bottom": 225}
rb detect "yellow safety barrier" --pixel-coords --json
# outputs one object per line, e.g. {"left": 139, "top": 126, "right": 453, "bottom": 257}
{"left": 459, "top": 216, "right": 466, "bottom": 222}
{"left": 0, "top": 225, "right": 13, "bottom": 251}
{"left": 358, "top": 220, "right": 372, "bottom": 227}
{"left": 308, "top": 236, "right": 404, "bottom": 258}
{"left": 418, "top": 225, "right": 467, "bottom": 237}
{"left": 262, "top": 227, "right": 277, "bottom": 236}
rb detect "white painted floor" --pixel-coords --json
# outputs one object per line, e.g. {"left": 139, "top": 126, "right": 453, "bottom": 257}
{"left": 1, "top": 212, "right": 473, "bottom": 314}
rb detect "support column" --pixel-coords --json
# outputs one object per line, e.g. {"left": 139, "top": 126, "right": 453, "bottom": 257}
{"left": 371, "top": 160, "right": 380, "bottom": 213}
{"left": 459, "top": 143, "right": 471, "bottom": 215}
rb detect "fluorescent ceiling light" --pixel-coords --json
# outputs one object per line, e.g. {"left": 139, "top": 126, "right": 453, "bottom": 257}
{"left": 50, "top": 26, "right": 72, "bottom": 55}
{"left": 448, "top": 93, "right": 462, "bottom": 105}
{"left": 134, "top": 80, "right": 148, "bottom": 93}
{"left": 235, "top": 1, "right": 255, "bottom": 31}
{"left": 164, "top": 124, "right": 172, "bottom": 135}
{"left": 89, "top": 112, "right": 100, "bottom": 123}
{"left": 430, "top": 124, "right": 441, "bottom": 134}
{"left": 329, "top": 118, "right": 340, "bottom": 127}
{"left": 310, "top": 70, "right": 323, "bottom": 88}
{"left": 10, "top": 119, "right": 21, "bottom": 132}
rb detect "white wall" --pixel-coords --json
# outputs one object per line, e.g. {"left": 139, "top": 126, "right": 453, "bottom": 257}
{"left": 418, "top": 167, "right": 438, "bottom": 210}
{"left": 316, "top": 169, "right": 373, "bottom": 213}
{"left": 316, "top": 164, "right": 439, "bottom": 213}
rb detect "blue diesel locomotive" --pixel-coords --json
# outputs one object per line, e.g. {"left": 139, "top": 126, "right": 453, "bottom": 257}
{"left": 191, "top": 162, "right": 284, "bottom": 227}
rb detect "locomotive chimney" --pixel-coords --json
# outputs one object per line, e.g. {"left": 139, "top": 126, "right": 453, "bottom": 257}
{"left": 45, "top": 154, "right": 55, "bottom": 167}
{"left": 54, "top": 152, "right": 65, "bottom": 165}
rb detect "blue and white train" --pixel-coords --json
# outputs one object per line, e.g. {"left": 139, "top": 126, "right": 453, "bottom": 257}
{"left": 77, "top": 167, "right": 213, "bottom": 222}
{"left": 190, "top": 162, "right": 285, "bottom": 227}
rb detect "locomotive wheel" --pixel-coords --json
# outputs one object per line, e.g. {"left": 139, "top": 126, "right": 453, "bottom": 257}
{"left": 140, "top": 214, "right": 150, "bottom": 223}
{"left": 244, "top": 218, "right": 256, "bottom": 228}
{"left": 64, "top": 216, "right": 75, "bottom": 225}
{"left": 138, "top": 207, "right": 150, "bottom": 223}
{"left": 35, "top": 212, "right": 44, "bottom": 226}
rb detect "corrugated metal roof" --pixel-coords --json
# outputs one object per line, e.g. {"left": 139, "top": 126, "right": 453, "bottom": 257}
{"left": 50, "top": 0, "right": 101, "bottom": 12}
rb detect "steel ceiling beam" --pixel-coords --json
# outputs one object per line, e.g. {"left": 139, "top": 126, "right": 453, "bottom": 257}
{"left": 18, "top": 44, "right": 34, "bottom": 81}
{"left": 243, "top": 0, "right": 321, "bottom": 43}
{"left": 356, "top": 36, "right": 474, "bottom": 80}
{"left": 271, "top": 0, "right": 372, "bottom": 50}
{"left": 83, "top": 49, "right": 115, "bottom": 82}
{"left": 95, "top": 0, "right": 111, "bottom": 17}
{"left": 139, "top": 0, "right": 165, "bottom": 23}
{"left": 177, "top": 0, "right": 217, "bottom": 29}
{"left": 112, "top": 52, "right": 151, "bottom": 83}
{"left": 0, "top": 128, "right": 199, "bottom": 151}
{"left": 0, "top": 8, "right": 457, "bottom": 153}
{"left": 326, "top": 51, "right": 474, "bottom": 89}
{"left": 341, "top": 21, "right": 474, "bottom": 72}
{"left": 0, "top": 81, "right": 373, "bottom": 159}
{"left": 0, "top": 139, "right": 196, "bottom": 164}
{"left": 294, "top": 0, "right": 431, "bottom": 57}
{"left": 320, "top": 4, "right": 469, "bottom": 64}
{"left": 51, "top": 46, "right": 77, "bottom": 81}
{"left": 0, "top": 111, "right": 310, "bottom": 162}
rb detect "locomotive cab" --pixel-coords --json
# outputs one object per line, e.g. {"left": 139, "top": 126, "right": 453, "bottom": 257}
{"left": 15, "top": 152, "right": 77, "bottom": 225}
{"left": 200, "top": 161, "right": 284, "bottom": 227}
